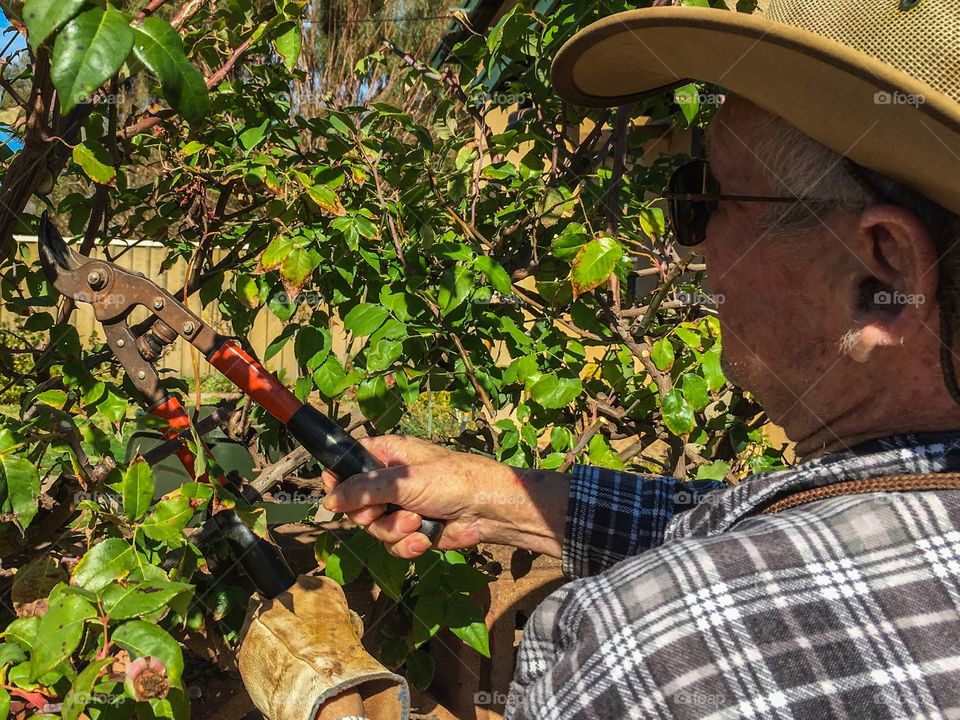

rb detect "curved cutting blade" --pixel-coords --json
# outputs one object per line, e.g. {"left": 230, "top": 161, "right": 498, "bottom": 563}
{"left": 38, "top": 210, "right": 82, "bottom": 274}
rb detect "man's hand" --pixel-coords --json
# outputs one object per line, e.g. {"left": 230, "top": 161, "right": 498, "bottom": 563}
{"left": 321, "top": 435, "right": 568, "bottom": 559}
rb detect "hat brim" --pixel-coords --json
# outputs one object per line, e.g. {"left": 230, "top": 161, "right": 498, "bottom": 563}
{"left": 551, "top": 8, "right": 960, "bottom": 217}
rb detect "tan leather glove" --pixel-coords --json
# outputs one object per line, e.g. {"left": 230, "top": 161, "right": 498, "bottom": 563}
{"left": 237, "top": 574, "right": 409, "bottom": 720}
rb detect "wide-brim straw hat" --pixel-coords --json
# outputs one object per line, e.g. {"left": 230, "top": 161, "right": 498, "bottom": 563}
{"left": 551, "top": 0, "right": 960, "bottom": 216}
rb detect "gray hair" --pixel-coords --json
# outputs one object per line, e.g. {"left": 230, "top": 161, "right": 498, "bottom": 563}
{"left": 748, "top": 107, "right": 960, "bottom": 402}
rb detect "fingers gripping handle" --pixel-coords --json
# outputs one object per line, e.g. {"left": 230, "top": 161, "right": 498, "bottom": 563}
{"left": 285, "top": 405, "right": 444, "bottom": 543}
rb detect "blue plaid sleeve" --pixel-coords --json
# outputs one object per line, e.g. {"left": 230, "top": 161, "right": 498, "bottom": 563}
{"left": 561, "top": 465, "right": 724, "bottom": 578}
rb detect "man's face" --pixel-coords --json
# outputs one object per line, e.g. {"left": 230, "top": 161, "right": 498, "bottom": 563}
{"left": 699, "top": 98, "right": 868, "bottom": 437}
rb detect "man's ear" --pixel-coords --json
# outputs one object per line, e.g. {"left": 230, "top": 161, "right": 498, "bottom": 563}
{"left": 844, "top": 204, "right": 939, "bottom": 363}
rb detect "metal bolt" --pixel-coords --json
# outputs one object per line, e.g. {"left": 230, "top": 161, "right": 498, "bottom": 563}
{"left": 86, "top": 270, "right": 105, "bottom": 289}
{"left": 182, "top": 321, "right": 195, "bottom": 335}
{"left": 153, "top": 298, "right": 164, "bottom": 310}
{"left": 116, "top": 339, "right": 125, "bottom": 348}
{"left": 137, "top": 370, "right": 146, "bottom": 380}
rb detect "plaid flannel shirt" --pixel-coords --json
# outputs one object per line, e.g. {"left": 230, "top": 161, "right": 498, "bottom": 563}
{"left": 506, "top": 432, "right": 960, "bottom": 719}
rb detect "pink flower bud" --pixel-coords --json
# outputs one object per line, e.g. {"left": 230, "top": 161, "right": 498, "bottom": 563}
{"left": 123, "top": 656, "right": 169, "bottom": 701}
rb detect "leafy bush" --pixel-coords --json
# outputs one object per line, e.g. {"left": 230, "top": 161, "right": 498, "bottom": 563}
{"left": 0, "top": 0, "right": 785, "bottom": 716}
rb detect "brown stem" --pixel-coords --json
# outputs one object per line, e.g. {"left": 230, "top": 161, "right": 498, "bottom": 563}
{"left": 450, "top": 333, "right": 496, "bottom": 419}
{"left": 631, "top": 253, "right": 695, "bottom": 337}
{"left": 0, "top": 47, "right": 54, "bottom": 258}
{"left": 250, "top": 446, "right": 314, "bottom": 497}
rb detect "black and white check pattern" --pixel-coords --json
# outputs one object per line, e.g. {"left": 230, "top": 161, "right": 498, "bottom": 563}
{"left": 508, "top": 432, "right": 960, "bottom": 719}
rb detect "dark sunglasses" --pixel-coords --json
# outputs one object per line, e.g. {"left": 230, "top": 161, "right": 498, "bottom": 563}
{"left": 662, "top": 159, "right": 797, "bottom": 246}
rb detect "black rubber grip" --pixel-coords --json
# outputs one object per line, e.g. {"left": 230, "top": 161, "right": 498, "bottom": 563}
{"left": 286, "top": 404, "right": 444, "bottom": 544}
{"left": 212, "top": 510, "right": 297, "bottom": 599}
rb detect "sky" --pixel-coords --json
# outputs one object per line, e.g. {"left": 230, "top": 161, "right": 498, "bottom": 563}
{"left": 0, "top": 9, "right": 26, "bottom": 56}
{"left": 0, "top": 8, "right": 26, "bottom": 151}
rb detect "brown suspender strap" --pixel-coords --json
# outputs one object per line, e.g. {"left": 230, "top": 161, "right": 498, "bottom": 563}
{"left": 760, "top": 472, "right": 960, "bottom": 515}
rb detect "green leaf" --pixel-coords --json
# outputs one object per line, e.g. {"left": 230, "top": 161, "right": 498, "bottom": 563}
{"left": 239, "top": 120, "right": 269, "bottom": 151}
{"left": 141, "top": 498, "right": 193, "bottom": 541}
{"left": 588, "top": 433, "right": 625, "bottom": 470}
{"left": 306, "top": 185, "right": 345, "bottom": 215}
{"left": 437, "top": 266, "right": 473, "bottom": 316}
{"left": 445, "top": 564, "right": 493, "bottom": 594}
{"left": 265, "top": 324, "right": 298, "bottom": 361}
{"left": 682, "top": 373, "right": 710, "bottom": 412}
{"left": 61, "top": 658, "right": 112, "bottom": 720}
{"left": 101, "top": 580, "right": 193, "bottom": 620}
{"left": 122, "top": 458, "right": 154, "bottom": 522}
{"left": 662, "top": 389, "right": 696, "bottom": 436}
{"left": 312, "top": 355, "right": 348, "bottom": 397}
{"left": 4, "top": 617, "right": 39, "bottom": 649}
{"left": 295, "top": 326, "right": 331, "bottom": 371}
{"left": 365, "top": 544, "right": 408, "bottom": 601}
{"left": 673, "top": 82, "right": 701, "bottom": 125}
{"left": 72, "top": 141, "right": 115, "bottom": 184}
{"left": 236, "top": 506, "right": 268, "bottom": 539}
{"left": 112, "top": 621, "right": 184, "bottom": 686}
{"left": 551, "top": 225, "right": 589, "bottom": 262}
{"left": 22, "top": 0, "right": 85, "bottom": 49}
{"left": 2, "top": 454, "right": 40, "bottom": 531}
{"left": 324, "top": 531, "right": 376, "bottom": 586}
{"left": 570, "top": 235, "right": 622, "bottom": 297}
{"left": 412, "top": 592, "right": 444, "bottom": 646}
{"left": 51, "top": 6, "right": 134, "bottom": 114}
{"left": 273, "top": 21, "right": 302, "bottom": 70}
{"left": 29, "top": 591, "right": 96, "bottom": 681}
{"left": 405, "top": 649, "right": 435, "bottom": 690}
{"left": 95, "top": 388, "right": 128, "bottom": 423}
{"left": 0, "top": 643, "right": 26, "bottom": 668}
{"left": 696, "top": 460, "right": 731, "bottom": 481}
{"left": 474, "top": 256, "right": 512, "bottom": 295}
{"left": 280, "top": 246, "right": 318, "bottom": 295}
{"left": 343, "top": 303, "right": 389, "bottom": 336}
{"left": 445, "top": 594, "right": 489, "bottom": 658}
{"left": 651, "top": 338, "right": 675, "bottom": 372}
{"left": 131, "top": 17, "right": 209, "bottom": 122}
{"left": 72, "top": 538, "right": 136, "bottom": 591}
{"left": 181, "top": 140, "right": 204, "bottom": 156}
{"left": 529, "top": 373, "right": 582, "bottom": 409}
{"left": 366, "top": 338, "right": 403, "bottom": 373}
{"left": 675, "top": 326, "right": 702, "bottom": 349}
{"left": 701, "top": 346, "right": 726, "bottom": 391}
{"left": 639, "top": 206, "right": 666, "bottom": 240}
{"left": 357, "top": 376, "right": 404, "bottom": 431}
{"left": 258, "top": 234, "right": 296, "bottom": 271}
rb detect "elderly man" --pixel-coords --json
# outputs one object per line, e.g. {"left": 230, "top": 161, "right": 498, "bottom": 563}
{"left": 320, "top": 0, "right": 960, "bottom": 717}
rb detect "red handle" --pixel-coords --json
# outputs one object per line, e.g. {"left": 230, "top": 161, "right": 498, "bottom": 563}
{"left": 208, "top": 341, "right": 302, "bottom": 424}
